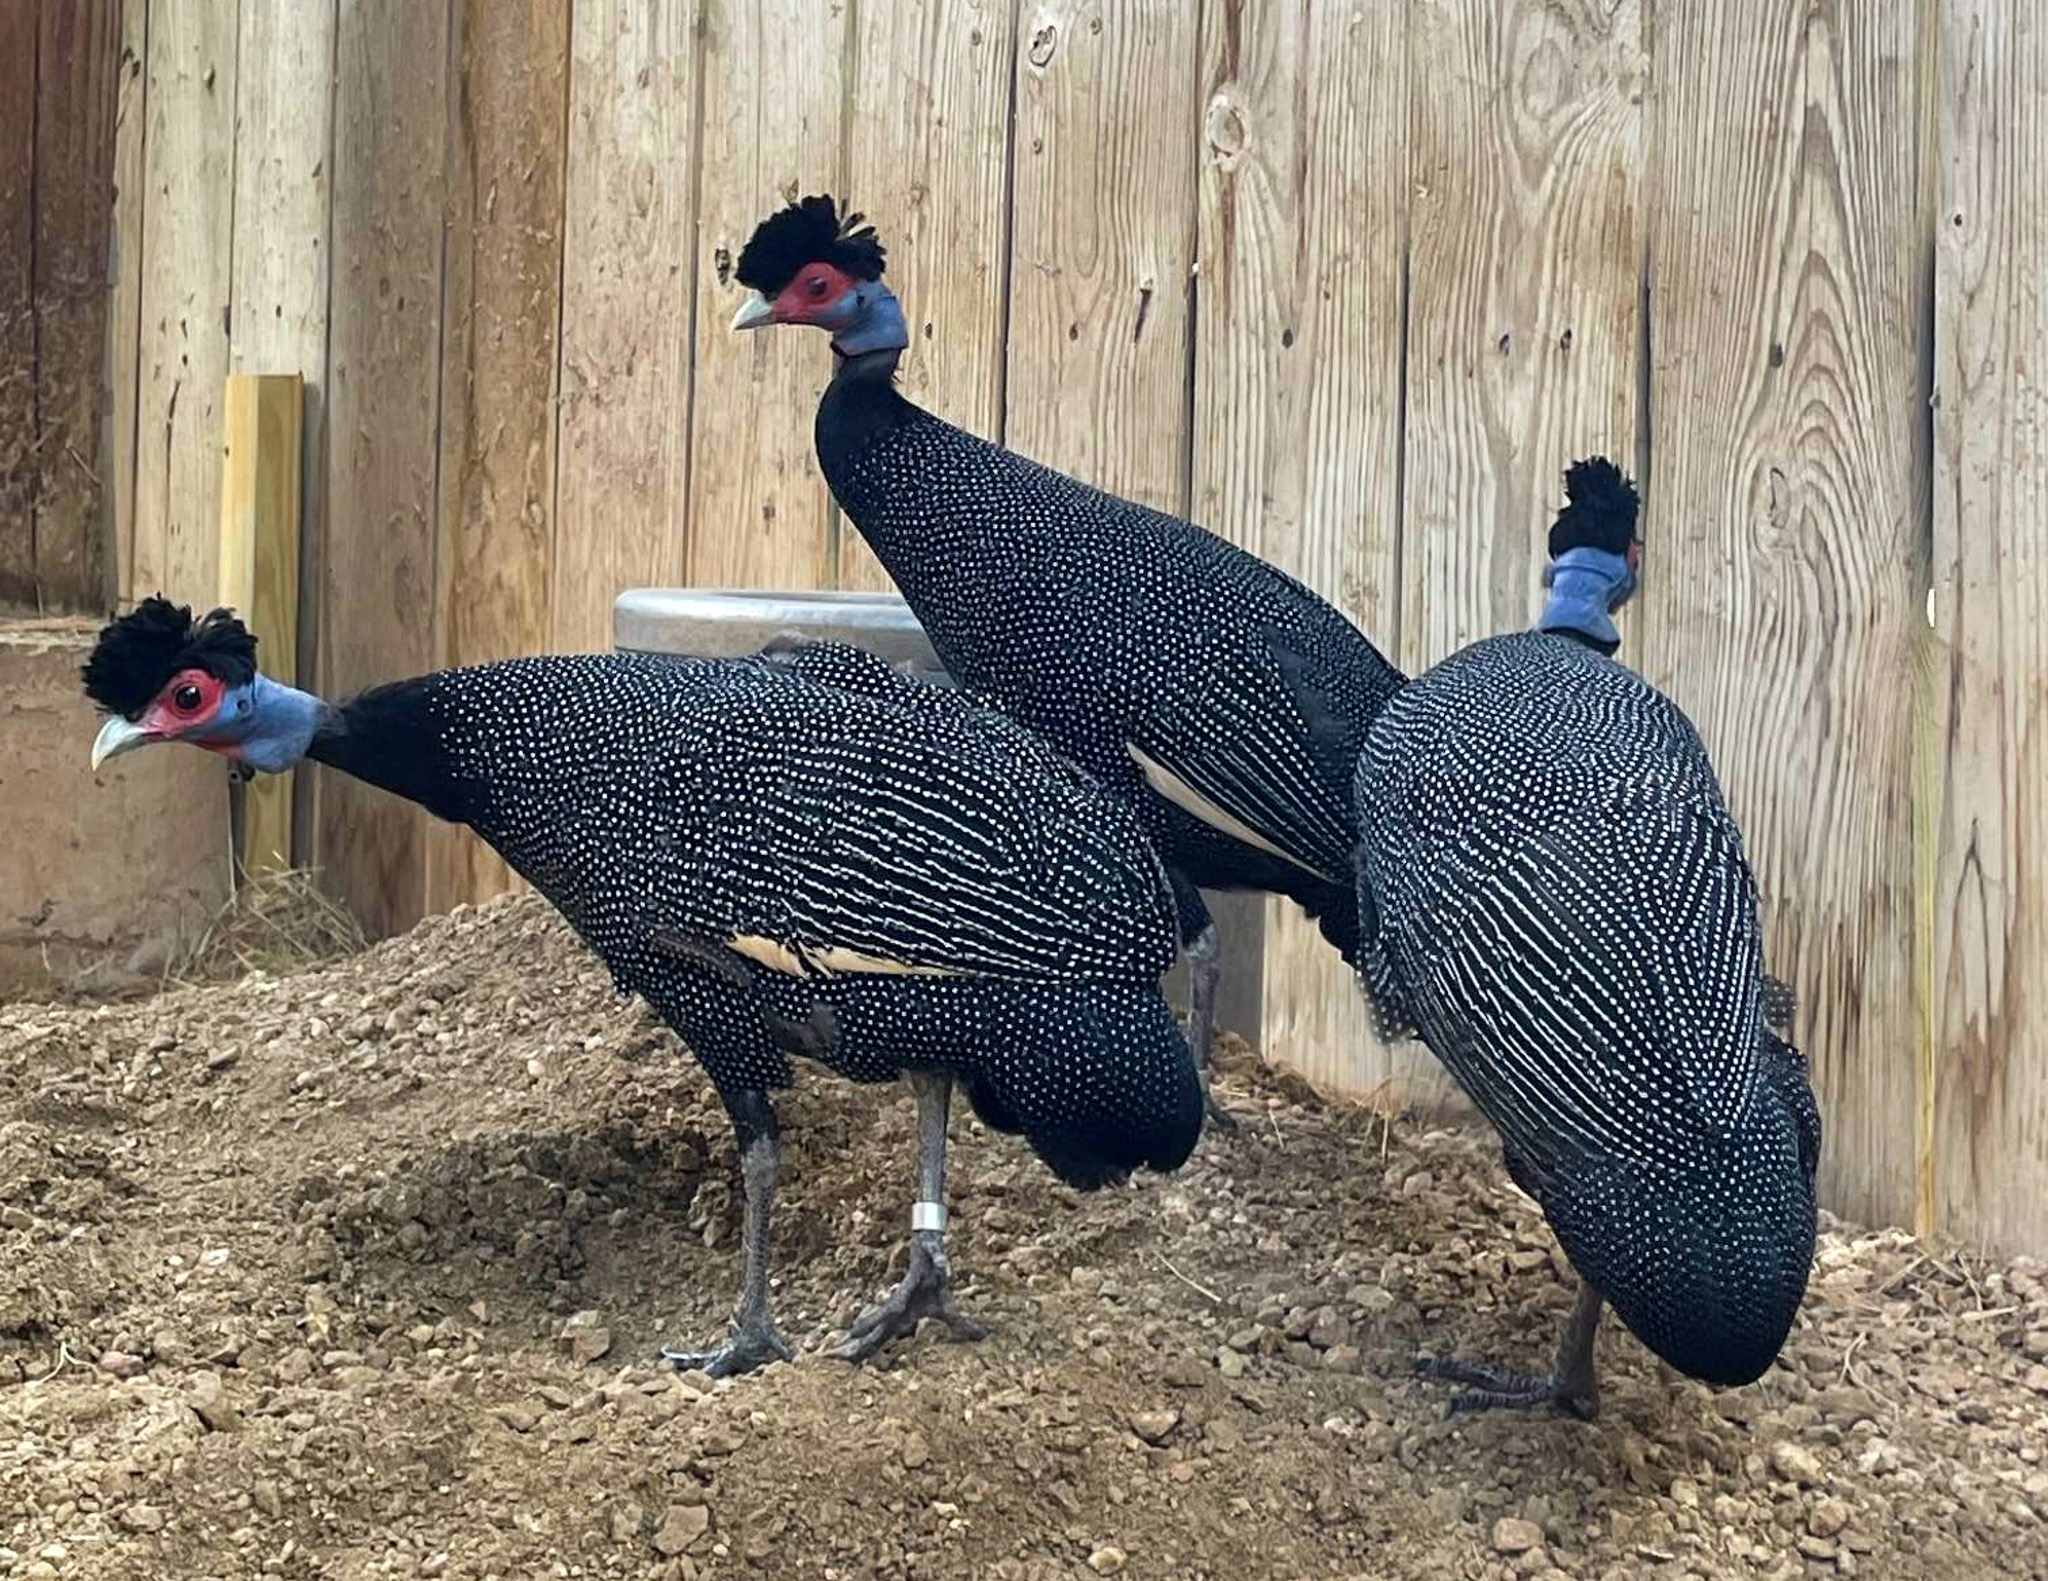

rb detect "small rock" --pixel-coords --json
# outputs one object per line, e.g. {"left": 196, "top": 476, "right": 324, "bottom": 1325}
{"left": 1216, "top": 1348, "right": 1247, "bottom": 1381}
{"left": 23, "top": 1564, "right": 58, "bottom": 1581}
{"left": 1130, "top": 1408, "right": 1179, "bottom": 1444}
{"left": 0, "top": 1204, "right": 31, "bottom": 1230}
{"left": 273, "top": 1348, "right": 315, "bottom": 1384}
{"left": 1669, "top": 1476, "right": 1701, "bottom": 1509}
{"left": 1770, "top": 1441, "right": 1826, "bottom": 1488}
{"left": 2023, "top": 1329, "right": 2048, "bottom": 1361}
{"left": 1069, "top": 1266, "right": 1104, "bottom": 1296}
{"left": 1307, "top": 1306, "right": 1350, "bottom": 1350}
{"left": 491, "top": 1403, "right": 540, "bottom": 1433}
{"left": 1796, "top": 1535, "right": 1837, "bottom": 1561}
{"left": 1809, "top": 1498, "right": 1851, "bottom": 1538}
{"left": 652, "top": 1503, "right": 711, "bottom": 1557}
{"left": 1493, "top": 1516, "right": 1543, "bottom": 1555}
{"left": 2025, "top": 1364, "right": 2048, "bottom": 1397}
{"left": 901, "top": 1432, "right": 931, "bottom": 1470}
{"left": 1322, "top": 1343, "right": 1363, "bottom": 1374}
{"left": 189, "top": 1371, "right": 242, "bottom": 1432}
{"left": 1087, "top": 1545, "right": 1127, "bottom": 1575}
{"left": 560, "top": 1310, "right": 613, "bottom": 1365}
{"left": 97, "top": 1350, "right": 146, "bottom": 1379}
{"left": 120, "top": 1503, "right": 167, "bottom": 1533}
{"left": 610, "top": 1501, "right": 645, "bottom": 1542}
{"left": 1401, "top": 1170, "right": 1435, "bottom": 1199}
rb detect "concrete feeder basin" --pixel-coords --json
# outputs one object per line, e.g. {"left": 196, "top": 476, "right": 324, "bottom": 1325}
{"left": 612, "top": 588, "right": 946, "bottom": 681}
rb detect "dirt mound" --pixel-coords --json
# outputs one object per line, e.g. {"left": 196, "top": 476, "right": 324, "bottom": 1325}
{"left": 1, "top": 895, "right": 2043, "bottom": 1581}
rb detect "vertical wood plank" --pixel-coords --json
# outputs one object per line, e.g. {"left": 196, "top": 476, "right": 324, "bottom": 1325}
{"left": 131, "top": 0, "right": 236, "bottom": 610}
{"left": 108, "top": 0, "right": 149, "bottom": 609}
{"left": 1192, "top": 0, "right": 1413, "bottom": 1098}
{"left": 317, "top": 0, "right": 450, "bottom": 939}
{"left": 686, "top": 0, "right": 845, "bottom": 591}
{"left": 32, "top": 0, "right": 122, "bottom": 612}
{"left": 836, "top": 0, "right": 1018, "bottom": 592}
{"left": 1007, "top": 0, "right": 1199, "bottom": 510}
{"left": 0, "top": 0, "right": 36, "bottom": 610}
{"left": 217, "top": 372, "right": 302, "bottom": 875}
{"left": 1931, "top": 0, "right": 2048, "bottom": 1255}
{"left": 229, "top": 0, "right": 335, "bottom": 871}
{"left": 552, "top": 0, "right": 696, "bottom": 653}
{"left": 1645, "top": 0, "right": 1926, "bottom": 1230}
{"left": 1402, "top": 0, "right": 1645, "bottom": 673}
{"left": 427, "top": 0, "right": 570, "bottom": 912}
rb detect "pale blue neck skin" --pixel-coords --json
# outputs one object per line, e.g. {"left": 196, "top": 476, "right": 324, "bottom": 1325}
{"left": 828, "top": 281, "right": 910, "bottom": 360}
{"left": 194, "top": 674, "right": 328, "bottom": 772}
{"left": 1538, "top": 546, "right": 1637, "bottom": 651}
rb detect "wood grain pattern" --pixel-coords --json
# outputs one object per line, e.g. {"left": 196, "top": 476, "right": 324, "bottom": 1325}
{"left": 428, "top": 0, "right": 570, "bottom": 912}
{"left": 131, "top": 0, "right": 235, "bottom": 610}
{"left": 1192, "top": 0, "right": 1413, "bottom": 1097}
{"left": 1645, "top": 0, "right": 1926, "bottom": 1231}
{"left": 216, "top": 373, "right": 302, "bottom": 875}
{"left": 686, "top": 0, "right": 845, "bottom": 592}
{"left": 0, "top": 0, "right": 36, "bottom": 610}
{"left": 316, "top": 0, "right": 450, "bottom": 939}
{"left": 1402, "top": 0, "right": 1644, "bottom": 672}
{"left": 229, "top": 0, "right": 334, "bottom": 870}
{"left": 108, "top": 0, "right": 148, "bottom": 608}
{"left": 1007, "top": 0, "right": 1200, "bottom": 509}
{"left": 837, "top": 0, "right": 1018, "bottom": 592}
{"left": 551, "top": 0, "right": 696, "bottom": 653}
{"left": 29, "top": 0, "right": 121, "bottom": 612}
{"left": 1930, "top": 0, "right": 2048, "bottom": 1255}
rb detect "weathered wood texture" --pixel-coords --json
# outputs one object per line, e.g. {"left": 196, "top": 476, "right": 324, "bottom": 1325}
{"left": 216, "top": 373, "right": 302, "bottom": 875}
{"left": 686, "top": 0, "right": 844, "bottom": 591}
{"left": 1008, "top": 0, "right": 1200, "bottom": 509}
{"left": 1192, "top": 0, "right": 1409, "bottom": 1097}
{"left": 0, "top": 0, "right": 121, "bottom": 614}
{"left": 428, "top": 0, "right": 571, "bottom": 913}
{"left": 1931, "top": 0, "right": 2048, "bottom": 1254}
{"left": 1644, "top": 0, "right": 1927, "bottom": 1231}
{"left": 553, "top": 0, "right": 696, "bottom": 653}
{"left": 131, "top": 0, "right": 236, "bottom": 612}
{"left": 317, "top": 0, "right": 451, "bottom": 939}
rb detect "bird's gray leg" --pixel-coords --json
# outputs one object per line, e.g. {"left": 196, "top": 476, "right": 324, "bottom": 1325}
{"left": 660, "top": 1089, "right": 795, "bottom": 1377}
{"left": 1170, "top": 873, "right": 1235, "bottom": 1132}
{"left": 834, "top": 1068, "right": 991, "bottom": 1362}
{"left": 1416, "top": 1282, "right": 1604, "bottom": 1421}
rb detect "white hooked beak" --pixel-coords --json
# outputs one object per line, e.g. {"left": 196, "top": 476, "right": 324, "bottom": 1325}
{"left": 730, "top": 289, "right": 776, "bottom": 332}
{"left": 91, "top": 714, "right": 153, "bottom": 772}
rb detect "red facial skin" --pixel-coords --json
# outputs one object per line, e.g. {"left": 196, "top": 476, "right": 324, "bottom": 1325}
{"left": 769, "top": 261, "right": 861, "bottom": 326}
{"left": 135, "top": 667, "right": 236, "bottom": 754}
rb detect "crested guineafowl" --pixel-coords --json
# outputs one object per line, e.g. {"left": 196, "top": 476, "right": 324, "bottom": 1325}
{"left": 730, "top": 194, "right": 1407, "bottom": 1129}
{"left": 83, "top": 602, "right": 1201, "bottom": 1375}
{"left": 1340, "top": 459, "right": 1819, "bottom": 1418}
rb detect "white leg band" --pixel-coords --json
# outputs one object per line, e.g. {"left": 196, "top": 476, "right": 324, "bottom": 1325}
{"left": 911, "top": 1200, "right": 947, "bottom": 1233}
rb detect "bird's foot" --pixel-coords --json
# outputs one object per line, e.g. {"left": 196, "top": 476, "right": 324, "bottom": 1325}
{"left": 833, "top": 1239, "right": 989, "bottom": 1363}
{"left": 1200, "top": 1076, "right": 1239, "bottom": 1132}
{"left": 658, "top": 1318, "right": 793, "bottom": 1379}
{"left": 1415, "top": 1355, "right": 1599, "bottom": 1421}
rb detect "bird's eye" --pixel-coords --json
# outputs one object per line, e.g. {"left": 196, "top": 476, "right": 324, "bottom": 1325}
{"left": 806, "top": 274, "right": 830, "bottom": 298}
{"left": 172, "top": 683, "right": 203, "bottom": 713}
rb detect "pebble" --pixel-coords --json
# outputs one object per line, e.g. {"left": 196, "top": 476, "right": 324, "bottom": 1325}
{"left": 560, "top": 1310, "right": 612, "bottom": 1365}
{"left": 1307, "top": 1307, "right": 1350, "bottom": 1350}
{"left": 1493, "top": 1517, "right": 1543, "bottom": 1555}
{"left": 1322, "top": 1344, "right": 1363, "bottom": 1374}
{"left": 1770, "top": 1442, "right": 1826, "bottom": 1488}
{"left": 491, "top": 1404, "right": 540, "bottom": 1434}
{"left": 97, "top": 1350, "right": 146, "bottom": 1379}
{"left": 1216, "top": 1348, "right": 1247, "bottom": 1381}
{"left": 2024, "top": 1329, "right": 2048, "bottom": 1361}
{"left": 901, "top": 1432, "right": 931, "bottom": 1470}
{"left": 652, "top": 1503, "right": 710, "bottom": 1557}
{"left": 2024, "top": 1364, "right": 2048, "bottom": 1397}
{"left": 120, "top": 1504, "right": 166, "bottom": 1533}
{"left": 189, "top": 1371, "right": 242, "bottom": 1432}
{"left": 1087, "top": 1546, "right": 1127, "bottom": 1575}
{"left": 1809, "top": 1498, "right": 1851, "bottom": 1538}
{"left": 1130, "top": 1409, "right": 1179, "bottom": 1444}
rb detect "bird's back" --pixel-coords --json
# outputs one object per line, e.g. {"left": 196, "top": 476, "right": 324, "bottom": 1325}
{"left": 818, "top": 381, "right": 1403, "bottom": 896}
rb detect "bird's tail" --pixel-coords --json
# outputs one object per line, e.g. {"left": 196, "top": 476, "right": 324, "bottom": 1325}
{"left": 954, "top": 980, "right": 1202, "bottom": 1191}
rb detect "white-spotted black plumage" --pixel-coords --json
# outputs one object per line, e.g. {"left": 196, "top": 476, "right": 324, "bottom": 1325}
{"left": 1354, "top": 627, "right": 1819, "bottom": 1391}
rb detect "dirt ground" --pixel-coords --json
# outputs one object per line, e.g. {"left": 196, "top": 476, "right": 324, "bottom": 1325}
{"left": 1, "top": 896, "right": 2043, "bottom": 1581}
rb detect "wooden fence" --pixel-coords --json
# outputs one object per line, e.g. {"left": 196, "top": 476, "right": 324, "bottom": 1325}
{"left": 69, "top": 0, "right": 2048, "bottom": 1256}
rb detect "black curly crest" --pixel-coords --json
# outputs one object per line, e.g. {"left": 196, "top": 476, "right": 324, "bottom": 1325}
{"left": 82, "top": 595, "right": 259, "bottom": 717}
{"left": 1548, "top": 455, "right": 1641, "bottom": 558}
{"left": 735, "top": 193, "right": 886, "bottom": 296}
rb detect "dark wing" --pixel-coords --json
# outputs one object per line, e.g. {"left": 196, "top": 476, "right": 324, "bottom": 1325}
{"left": 598, "top": 668, "right": 1177, "bottom": 985}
